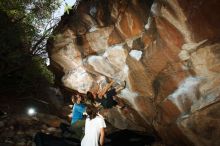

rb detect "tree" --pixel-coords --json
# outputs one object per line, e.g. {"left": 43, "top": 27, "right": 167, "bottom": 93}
{"left": 0, "top": 0, "right": 61, "bottom": 96}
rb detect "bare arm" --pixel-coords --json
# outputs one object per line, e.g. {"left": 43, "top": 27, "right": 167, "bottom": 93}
{"left": 115, "top": 86, "right": 124, "bottom": 93}
{"left": 98, "top": 80, "right": 114, "bottom": 98}
{"left": 99, "top": 128, "right": 105, "bottom": 146}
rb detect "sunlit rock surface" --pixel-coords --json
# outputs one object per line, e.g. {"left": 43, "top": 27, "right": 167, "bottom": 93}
{"left": 47, "top": 0, "right": 220, "bottom": 145}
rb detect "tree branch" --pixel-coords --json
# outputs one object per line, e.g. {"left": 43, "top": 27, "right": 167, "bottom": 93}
{"left": 31, "top": 24, "right": 57, "bottom": 55}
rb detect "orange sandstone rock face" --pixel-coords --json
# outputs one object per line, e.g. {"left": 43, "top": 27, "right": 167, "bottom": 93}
{"left": 47, "top": 0, "right": 220, "bottom": 145}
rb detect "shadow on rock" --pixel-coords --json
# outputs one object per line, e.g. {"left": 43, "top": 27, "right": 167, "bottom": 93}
{"left": 34, "top": 132, "right": 80, "bottom": 146}
{"left": 105, "top": 130, "right": 155, "bottom": 146}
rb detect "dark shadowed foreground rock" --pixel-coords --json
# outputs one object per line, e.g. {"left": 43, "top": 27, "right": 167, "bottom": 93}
{"left": 47, "top": 0, "right": 220, "bottom": 145}
{"left": 0, "top": 114, "right": 62, "bottom": 146}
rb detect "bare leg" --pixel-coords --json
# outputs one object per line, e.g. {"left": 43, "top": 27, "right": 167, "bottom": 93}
{"left": 97, "top": 80, "right": 115, "bottom": 98}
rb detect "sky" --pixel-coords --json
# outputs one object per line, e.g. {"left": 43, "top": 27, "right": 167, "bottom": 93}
{"left": 54, "top": 0, "right": 76, "bottom": 18}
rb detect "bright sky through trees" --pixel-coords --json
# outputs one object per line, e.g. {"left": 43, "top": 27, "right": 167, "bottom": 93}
{"left": 55, "top": 0, "right": 76, "bottom": 18}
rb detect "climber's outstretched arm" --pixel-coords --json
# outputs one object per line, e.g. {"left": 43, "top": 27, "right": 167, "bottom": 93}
{"left": 97, "top": 80, "right": 114, "bottom": 97}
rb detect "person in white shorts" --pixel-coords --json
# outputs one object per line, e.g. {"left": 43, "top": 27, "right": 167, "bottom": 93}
{"left": 81, "top": 105, "right": 106, "bottom": 146}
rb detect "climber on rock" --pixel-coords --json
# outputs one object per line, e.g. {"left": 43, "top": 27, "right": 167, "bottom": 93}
{"left": 86, "top": 80, "right": 126, "bottom": 109}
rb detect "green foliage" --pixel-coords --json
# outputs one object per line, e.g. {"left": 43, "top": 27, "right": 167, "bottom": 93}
{"left": 32, "top": 56, "right": 55, "bottom": 85}
{"left": 0, "top": 0, "right": 60, "bottom": 96}
{"left": 64, "top": 3, "right": 72, "bottom": 14}
{"left": 0, "top": 53, "right": 54, "bottom": 95}
{"left": 0, "top": 0, "right": 61, "bottom": 52}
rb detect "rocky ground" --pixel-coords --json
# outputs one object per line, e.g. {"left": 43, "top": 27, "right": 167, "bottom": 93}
{"left": 0, "top": 107, "right": 165, "bottom": 146}
{"left": 0, "top": 95, "right": 165, "bottom": 146}
{"left": 0, "top": 95, "right": 69, "bottom": 146}
{"left": 0, "top": 113, "right": 63, "bottom": 146}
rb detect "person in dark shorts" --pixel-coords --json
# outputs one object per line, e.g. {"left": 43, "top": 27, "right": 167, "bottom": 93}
{"left": 96, "top": 88, "right": 117, "bottom": 108}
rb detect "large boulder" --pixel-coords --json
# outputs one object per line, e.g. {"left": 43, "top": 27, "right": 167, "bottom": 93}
{"left": 47, "top": 0, "right": 220, "bottom": 145}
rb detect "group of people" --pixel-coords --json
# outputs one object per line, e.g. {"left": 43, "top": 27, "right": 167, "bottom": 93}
{"left": 68, "top": 80, "right": 126, "bottom": 146}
